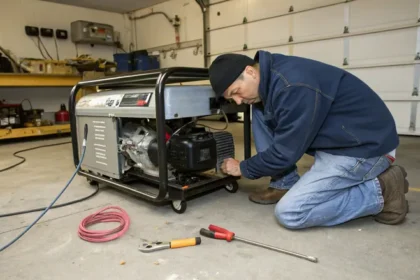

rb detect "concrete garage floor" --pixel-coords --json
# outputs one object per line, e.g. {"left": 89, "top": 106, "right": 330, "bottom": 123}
{"left": 1, "top": 121, "right": 419, "bottom": 280}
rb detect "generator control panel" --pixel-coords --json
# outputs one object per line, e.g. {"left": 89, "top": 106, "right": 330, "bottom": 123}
{"left": 71, "top": 20, "right": 114, "bottom": 45}
{"left": 119, "top": 93, "right": 153, "bottom": 107}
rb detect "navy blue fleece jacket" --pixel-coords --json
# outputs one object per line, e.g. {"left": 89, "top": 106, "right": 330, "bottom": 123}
{"left": 239, "top": 51, "right": 399, "bottom": 180}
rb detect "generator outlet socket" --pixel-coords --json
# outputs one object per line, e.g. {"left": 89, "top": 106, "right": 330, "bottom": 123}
{"left": 25, "top": 26, "right": 39, "bottom": 37}
{"left": 41, "top": 28, "right": 54, "bottom": 38}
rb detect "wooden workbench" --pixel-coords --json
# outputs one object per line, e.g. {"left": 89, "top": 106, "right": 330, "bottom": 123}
{"left": 0, "top": 73, "right": 82, "bottom": 140}
{"left": 0, "top": 73, "right": 81, "bottom": 87}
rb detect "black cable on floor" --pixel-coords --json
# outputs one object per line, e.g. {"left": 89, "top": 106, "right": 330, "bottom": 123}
{"left": 0, "top": 184, "right": 100, "bottom": 218}
{"left": 0, "top": 139, "right": 101, "bottom": 218}
{"left": 0, "top": 141, "right": 71, "bottom": 173}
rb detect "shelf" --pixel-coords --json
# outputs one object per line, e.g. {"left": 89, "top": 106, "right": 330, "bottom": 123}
{"left": 0, "top": 124, "right": 70, "bottom": 140}
{"left": 0, "top": 73, "right": 81, "bottom": 87}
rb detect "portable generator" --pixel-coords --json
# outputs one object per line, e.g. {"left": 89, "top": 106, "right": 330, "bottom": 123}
{"left": 69, "top": 67, "right": 252, "bottom": 213}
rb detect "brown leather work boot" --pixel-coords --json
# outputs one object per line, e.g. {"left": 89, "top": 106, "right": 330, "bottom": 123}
{"left": 374, "top": 165, "right": 409, "bottom": 225}
{"left": 249, "top": 188, "right": 288, "bottom": 205}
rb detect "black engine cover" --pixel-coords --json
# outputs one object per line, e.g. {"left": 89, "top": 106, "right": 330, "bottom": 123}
{"left": 168, "top": 131, "right": 217, "bottom": 173}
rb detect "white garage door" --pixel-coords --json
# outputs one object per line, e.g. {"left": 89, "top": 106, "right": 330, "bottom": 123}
{"left": 206, "top": 0, "right": 420, "bottom": 136}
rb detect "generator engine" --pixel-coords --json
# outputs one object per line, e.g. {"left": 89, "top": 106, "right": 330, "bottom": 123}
{"left": 118, "top": 119, "right": 234, "bottom": 185}
{"left": 75, "top": 85, "right": 237, "bottom": 186}
{"left": 119, "top": 123, "right": 161, "bottom": 177}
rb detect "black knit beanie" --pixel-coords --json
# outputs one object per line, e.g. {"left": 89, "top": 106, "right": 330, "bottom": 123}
{"left": 208, "top": 53, "right": 255, "bottom": 97}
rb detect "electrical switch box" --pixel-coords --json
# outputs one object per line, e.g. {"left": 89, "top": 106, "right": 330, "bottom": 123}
{"left": 25, "top": 26, "right": 39, "bottom": 37}
{"left": 56, "top": 29, "right": 68, "bottom": 39}
{"left": 41, "top": 28, "right": 54, "bottom": 37}
{"left": 71, "top": 20, "right": 114, "bottom": 45}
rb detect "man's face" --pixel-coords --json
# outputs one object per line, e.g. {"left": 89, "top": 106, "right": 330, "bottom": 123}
{"left": 223, "top": 65, "right": 261, "bottom": 105}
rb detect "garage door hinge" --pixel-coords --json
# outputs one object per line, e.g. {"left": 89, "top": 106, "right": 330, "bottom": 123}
{"left": 416, "top": 52, "right": 420, "bottom": 60}
{"left": 289, "top": 6, "right": 294, "bottom": 12}
{"left": 343, "top": 58, "right": 349, "bottom": 66}
{"left": 412, "top": 87, "right": 419, "bottom": 96}
{"left": 343, "top": 26, "right": 349, "bottom": 34}
{"left": 289, "top": 36, "right": 294, "bottom": 42}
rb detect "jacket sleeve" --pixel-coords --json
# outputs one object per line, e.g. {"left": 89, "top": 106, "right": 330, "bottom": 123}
{"left": 239, "top": 85, "right": 329, "bottom": 179}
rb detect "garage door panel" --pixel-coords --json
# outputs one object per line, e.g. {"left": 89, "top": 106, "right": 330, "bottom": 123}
{"left": 416, "top": 103, "right": 420, "bottom": 132}
{"left": 158, "top": 49, "right": 203, "bottom": 68}
{"left": 347, "top": 67, "right": 414, "bottom": 100}
{"left": 262, "top": 46, "right": 290, "bottom": 55}
{"left": 350, "top": 0, "right": 418, "bottom": 32}
{"left": 247, "top": 0, "right": 292, "bottom": 21}
{"left": 385, "top": 102, "right": 412, "bottom": 132}
{"left": 293, "top": 39, "right": 343, "bottom": 67}
{"left": 237, "top": 46, "right": 290, "bottom": 58}
{"left": 234, "top": 50, "right": 256, "bottom": 58}
{"left": 291, "top": 0, "right": 342, "bottom": 11}
{"left": 209, "top": 0, "right": 246, "bottom": 29}
{"left": 209, "top": 26, "right": 245, "bottom": 54}
{"left": 293, "top": 5, "right": 343, "bottom": 41}
{"left": 349, "top": 29, "right": 417, "bottom": 66}
{"left": 248, "top": 17, "right": 290, "bottom": 49}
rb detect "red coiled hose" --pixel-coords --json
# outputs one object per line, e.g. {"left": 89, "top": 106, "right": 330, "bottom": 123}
{"left": 78, "top": 206, "right": 130, "bottom": 242}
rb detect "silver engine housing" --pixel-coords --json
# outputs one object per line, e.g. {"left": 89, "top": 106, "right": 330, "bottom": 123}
{"left": 119, "top": 123, "right": 165, "bottom": 178}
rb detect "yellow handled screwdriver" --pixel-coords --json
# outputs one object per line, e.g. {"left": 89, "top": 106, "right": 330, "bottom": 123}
{"left": 139, "top": 237, "right": 201, "bottom": 253}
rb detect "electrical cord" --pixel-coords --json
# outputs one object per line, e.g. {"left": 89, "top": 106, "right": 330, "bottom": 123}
{"left": 78, "top": 206, "right": 130, "bottom": 243}
{"left": 38, "top": 36, "right": 53, "bottom": 60}
{"left": 0, "top": 140, "right": 100, "bottom": 218}
{"left": 165, "top": 109, "right": 229, "bottom": 147}
{"left": 0, "top": 184, "right": 99, "bottom": 218}
{"left": 30, "top": 37, "right": 47, "bottom": 60}
{"left": 0, "top": 141, "right": 71, "bottom": 173}
{"left": 53, "top": 36, "right": 60, "bottom": 61}
{"left": 0, "top": 124, "right": 88, "bottom": 252}
{"left": 196, "top": 109, "right": 229, "bottom": 131}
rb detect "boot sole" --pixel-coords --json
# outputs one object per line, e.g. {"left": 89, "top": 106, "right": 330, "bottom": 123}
{"left": 248, "top": 196, "right": 280, "bottom": 205}
{"left": 374, "top": 201, "right": 408, "bottom": 225}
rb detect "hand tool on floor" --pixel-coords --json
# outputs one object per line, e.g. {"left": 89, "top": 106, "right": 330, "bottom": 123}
{"left": 139, "top": 237, "right": 201, "bottom": 253}
{"left": 200, "top": 224, "right": 318, "bottom": 263}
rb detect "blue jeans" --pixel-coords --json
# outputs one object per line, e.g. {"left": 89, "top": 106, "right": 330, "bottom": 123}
{"left": 252, "top": 105, "right": 390, "bottom": 229}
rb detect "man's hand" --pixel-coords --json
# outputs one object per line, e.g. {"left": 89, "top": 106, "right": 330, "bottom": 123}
{"left": 221, "top": 158, "right": 241, "bottom": 176}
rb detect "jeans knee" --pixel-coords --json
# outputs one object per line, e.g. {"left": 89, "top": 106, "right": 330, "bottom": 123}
{"left": 274, "top": 199, "right": 307, "bottom": 230}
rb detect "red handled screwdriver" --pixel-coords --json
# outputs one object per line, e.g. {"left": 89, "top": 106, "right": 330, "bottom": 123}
{"left": 200, "top": 224, "right": 318, "bottom": 263}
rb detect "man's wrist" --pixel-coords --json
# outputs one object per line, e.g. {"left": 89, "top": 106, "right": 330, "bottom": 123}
{"left": 239, "top": 160, "right": 255, "bottom": 179}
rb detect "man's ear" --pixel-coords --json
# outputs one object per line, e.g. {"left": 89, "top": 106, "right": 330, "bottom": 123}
{"left": 245, "top": 65, "right": 257, "bottom": 79}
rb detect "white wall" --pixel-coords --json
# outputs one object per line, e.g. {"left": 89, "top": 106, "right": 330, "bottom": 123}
{"left": 0, "top": 0, "right": 132, "bottom": 62}
{"left": 133, "top": 0, "right": 420, "bottom": 136}
{"left": 131, "top": 0, "right": 204, "bottom": 68}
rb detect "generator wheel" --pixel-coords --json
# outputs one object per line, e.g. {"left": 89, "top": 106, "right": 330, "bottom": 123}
{"left": 225, "top": 182, "right": 239, "bottom": 193}
{"left": 87, "top": 178, "right": 99, "bottom": 186}
{"left": 171, "top": 200, "right": 187, "bottom": 214}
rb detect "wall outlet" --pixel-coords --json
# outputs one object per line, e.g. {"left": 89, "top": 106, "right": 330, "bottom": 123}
{"left": 41, "top": 28, "right": 54, "bottom": 38}
{"left": 56, "top": 29, "right": 68, "bottom": 39}
{"left": 25, "top": 26, "right": 39, "bottom": 36}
